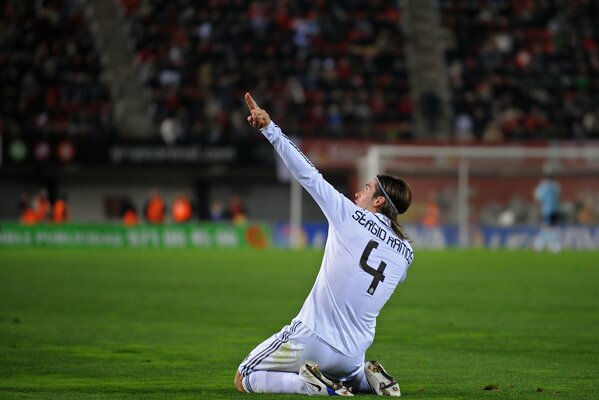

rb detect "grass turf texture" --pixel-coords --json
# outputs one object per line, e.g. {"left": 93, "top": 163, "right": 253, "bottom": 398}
{"left": 0, "top": 248, "right": 598, "bottom": 399}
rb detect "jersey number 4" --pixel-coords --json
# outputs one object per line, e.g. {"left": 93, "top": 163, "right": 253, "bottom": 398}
{"left": 360, "top": 240, "right": 386, "bottom": 295}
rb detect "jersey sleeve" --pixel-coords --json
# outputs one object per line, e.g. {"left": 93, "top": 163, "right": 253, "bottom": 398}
{"left": 260, "top": 121, "right": 352, "bottom": 225}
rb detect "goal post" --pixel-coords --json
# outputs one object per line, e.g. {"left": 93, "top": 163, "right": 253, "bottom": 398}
{"left": 359, "top": 144, "right": 599, "bottom": 248}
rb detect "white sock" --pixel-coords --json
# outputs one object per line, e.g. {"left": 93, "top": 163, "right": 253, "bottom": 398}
{"left": 243, "top": 371, "right": 308, "bottom": 394}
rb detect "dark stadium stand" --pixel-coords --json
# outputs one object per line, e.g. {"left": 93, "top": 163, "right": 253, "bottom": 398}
{"left": 3, "top": 1, "right": 597, "bottom": 144}
{"left": 1, "top": 1, "right": 597, "bottom": 226}
{"left": 440, "top": 0, "right": 599, "bottom": 141}
{"left": 119, "top": 0, "right": 412, "bottom": 142}
{"left": 0, "top": 0, "right": 114, "bottom": 139}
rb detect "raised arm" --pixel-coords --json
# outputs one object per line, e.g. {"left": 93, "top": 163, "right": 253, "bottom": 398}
{"left": 245, "top": 92, "right": 271, "bottom": 129}
{"left": 244, "top": 93, "right": 352, "bottom": 225}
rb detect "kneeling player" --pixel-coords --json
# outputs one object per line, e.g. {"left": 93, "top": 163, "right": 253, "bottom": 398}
{"left": 235, "top": 93, "right": 413, "bottom": 396}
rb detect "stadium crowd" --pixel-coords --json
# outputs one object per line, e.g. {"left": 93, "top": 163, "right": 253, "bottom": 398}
{"left": 19, "top": 189, "right": 69, "bottom": 224}
{"left": 119, "top": 0, "right": 599, "bottom": 143}
{"left": 0, "top": 0, "right": 114, "bottom": 139}
{"left": 2, "top": 1, "right": 598, "bottom": 143}
{"left": 119, "top": 0, "right": 411, "bottom": 143}
{"left": 2, "top": 0, "right": 598, "bottom": 227}
{"left": 441, "top": 0, "right": 599, "bottom": 141}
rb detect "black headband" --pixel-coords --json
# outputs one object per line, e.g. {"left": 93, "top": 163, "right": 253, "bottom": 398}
{"left": 375, "top": 175, "right": 399, "bottom": 215}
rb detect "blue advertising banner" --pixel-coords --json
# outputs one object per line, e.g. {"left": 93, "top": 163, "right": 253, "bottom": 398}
{"left": 272, "top": 223, "right": 462, "bottom": 249}
{"left": 272, "top": 223, "right": 599, "bottom": 250}
{"left": 475, "top": 226, "right": 599, "bottom": 250}
{"left": 406, "top": 225, "right": 460, "bottom": 248}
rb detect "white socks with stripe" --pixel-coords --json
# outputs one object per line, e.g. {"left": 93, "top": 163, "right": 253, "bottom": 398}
{"left": 243, "top": 371, "right": 307, "bottom": 394}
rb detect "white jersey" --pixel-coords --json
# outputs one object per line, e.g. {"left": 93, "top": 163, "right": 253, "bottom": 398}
{"left": 261, "top": 122, "right": 414, "bottom": 357}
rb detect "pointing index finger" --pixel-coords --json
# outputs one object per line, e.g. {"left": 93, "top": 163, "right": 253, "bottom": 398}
{"left": 245, "top": 92, "right": 258, "bottom": 111}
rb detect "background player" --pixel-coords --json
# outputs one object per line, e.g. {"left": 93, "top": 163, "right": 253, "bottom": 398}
{"left": 234, "top": 93, "right": 414, "bottom": 396}
{"left": 533, "top": 170, "right": 561, "bottom": 253}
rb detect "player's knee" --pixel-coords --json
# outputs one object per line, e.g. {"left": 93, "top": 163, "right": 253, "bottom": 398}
{"left": 234, "top": 370, "right": 245, "bottom": 392}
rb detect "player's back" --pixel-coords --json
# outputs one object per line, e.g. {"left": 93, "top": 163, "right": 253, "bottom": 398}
{"left": 295, "top": 207, "right": 413, "bottom": 357}
{"left": 258, "top": 120, "right": 413, "bottom": 356}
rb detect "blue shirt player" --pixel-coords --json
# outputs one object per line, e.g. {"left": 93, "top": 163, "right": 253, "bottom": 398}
{"left": 533, "top": 174, "right": 561, "bottom": 252}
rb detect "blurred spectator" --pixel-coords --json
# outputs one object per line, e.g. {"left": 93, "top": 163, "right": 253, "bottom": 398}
{"left": 160, "top": 115, "right": 184, "bottom": 144}
{"left": 454, "top": 112, "right": 474, "bottom": 141}
{"left": 121, "top": 198, "right": 139, "bottom": 226}
{"left": 582, "top": 110, "right": 599, "bottom": 138}
{"left": 209, "top": 200, "right": 227, "bottom": 221}
{"left": 228, "top": 195, "right": 247, "bottom": 225}
{"left": 497, "top": 208, "right": 515, "bottom": 227}
{"left": 144, "top": 190, "right": 166, "bottom": 223}
{"left": 19, "top": 192, "right": 38, "bottom": 225}
{"left": 34, "top": 189, "right": 51, "bottom": 222}
{"left": 421, "top": 191, "right": 441, "bottom": 227}
{"left": 52, "top": 194, "right": 69, "bottom": 223}
{"left": 122, "top": 208, "right": 139, "bottom": 226}
{"left": 507, "top": 195, "right": 530, "bottom": 225}
{"left": 482, "top": 121, "right": 503, "bottom": 142}
{"left": 479, "top": 201, "right": 502, "bottom": 225}
{"left": 575, "top": 192, "right": 597, "bottom": 225}
{"left": 20, "top": 208, "right": 39, "bottom": 225}
{"left": 18, "top": 188, "right": 53, "bottom": 224}
{"left": 172, "top": 193, "right": 193, "bottom": 223}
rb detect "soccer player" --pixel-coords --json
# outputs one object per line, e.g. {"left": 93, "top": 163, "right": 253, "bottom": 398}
{"left": 234, "top": 93, "right": 414, "bottom": 396}
{"left": 533, "top": 170, "right": 561, "bottom": 253}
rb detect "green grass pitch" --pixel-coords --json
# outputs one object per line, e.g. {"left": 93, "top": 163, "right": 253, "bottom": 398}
{"left": 1, "top": 248, "right": 598, "bottom": 399}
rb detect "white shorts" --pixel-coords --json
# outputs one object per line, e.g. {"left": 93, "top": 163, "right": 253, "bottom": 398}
{"left": 238, "top": 320, "right": 365, "bottom": 382}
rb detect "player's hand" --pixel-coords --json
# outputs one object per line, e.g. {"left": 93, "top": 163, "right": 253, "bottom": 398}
{"left": 245, "top": 92, "right": 271, "bottom": 129}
